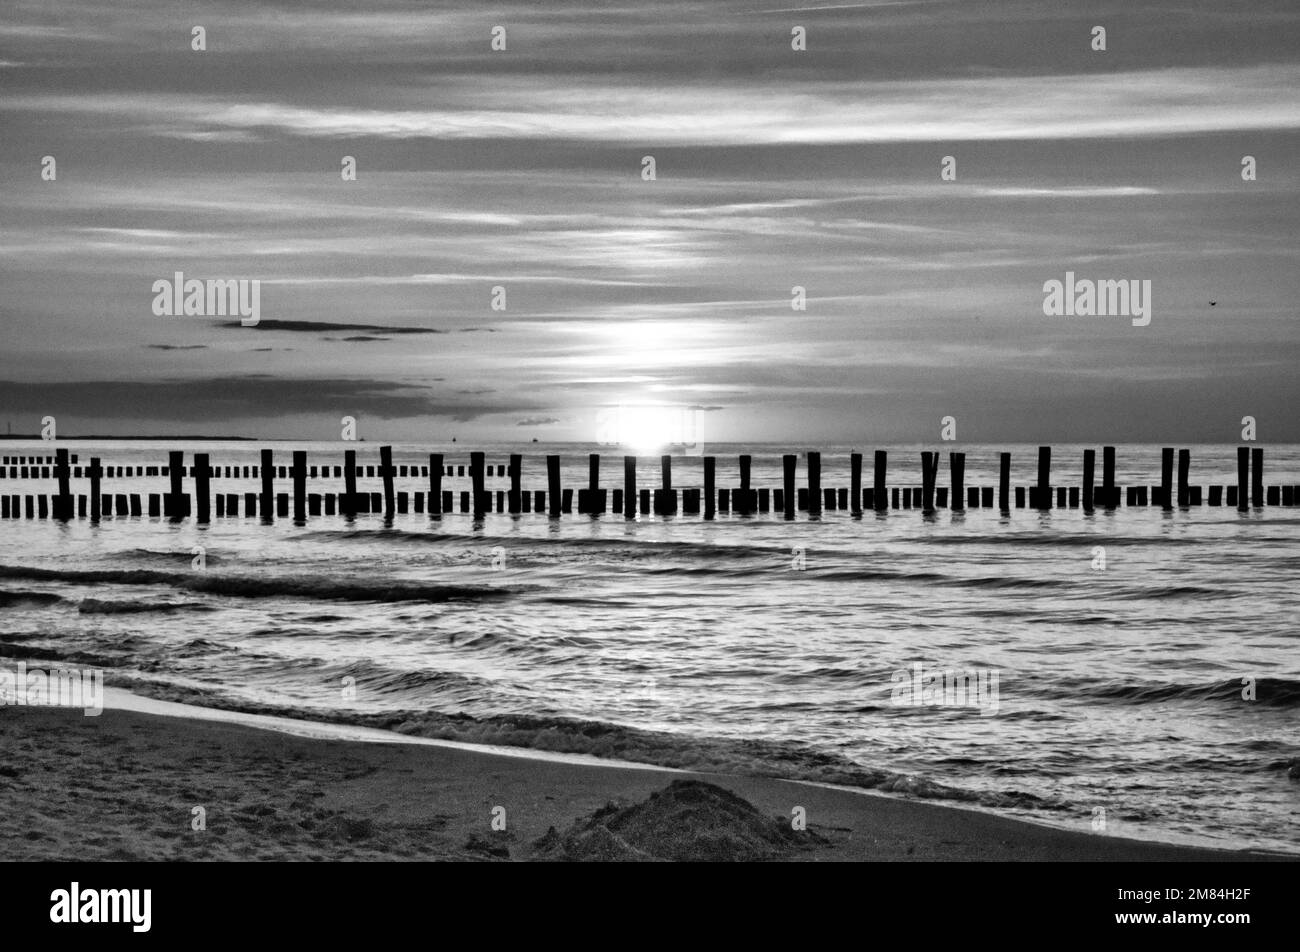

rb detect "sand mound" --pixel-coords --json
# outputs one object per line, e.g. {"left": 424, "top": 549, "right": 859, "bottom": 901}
{"left": 532, "top": 779, "right": 824, "bottom": 862}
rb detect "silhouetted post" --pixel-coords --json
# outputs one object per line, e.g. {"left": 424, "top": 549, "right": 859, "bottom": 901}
{"left": 704, "top": 456, "right": 716, "bottom": 519}
{"left": 950, "top": 452, "right": 965, "bottom": 512}
{"left": 547, "top": 455, "right": 561, "bottom": 517}
{"left": 999, "top": 452, "right": 1011, "bottom": 511}
{"left": 54, "top": 448, "right": 71, "bottom": 520}
{"left": 1177, "top": 449, "right": 1190, "bottom": 508}
{"left": 380, "top": 446, "right": 397, "bottom": 516}
{"left": 921, "top": 451, "right": 936, "bottom": 512}
{"left": 1103, "top": 446, "right": 1116, "bottom": 509}
{"left": 260, "top": 449, "right": 274, "bottom": 522}
{"left": 1159, "top": 447, "right": 1174, "bottom": 510}
{"left": 588, "top": 454, "right": 602, "bottom": 514}
{"left": 1237, "top": 447, "right": 1249, "bottom": 511}
{"left": 807, "top": 452, "right": 821, "bottom": 515}
{"left": 88, "top": 457, "right": 102, "bottom": 522}
{"left": 168, "top": 450, "right": 185, "bottom": 520}
{"left": 623, "top": 456, "right": 636, "bottom": 519}
{"left": 783, "top": 455, "right": 796, "bottom": 520}
{"left": 507, "top": 454, "right": 520, "bottom": 514}
{"left": 738, "top": 455, "right": 752, "bottom": 515}
{"left": 344, "top": 449, "right": 358, "bottom": 517}
{"left": 1036, "top": 446, "right": 1051, "bottom": 509}
{"left": 289, "top": 451, "right": 305, "bottom": 523}
{"left": 196, "top": 452, "right": 212, "bottom": 523}
{"left": 873, "top": 451, "right": 887, "bottom": 512}
{"left": 1251, "top": 447, "right": 1263, "bottom": 507}
{"left": 467, "top": 450, "right": 487, "bottom": 516}
{"left": 658, "top": 455, "right": 675, "bottom": 515}
{"left": 849, "top": 452, "right": 863, "bottom": 515}
{"left": 1082, "top": 449, "right": 1096, "bottom": 513}
{"left": 422, "top": 453, "right": 440, "bottom": 516}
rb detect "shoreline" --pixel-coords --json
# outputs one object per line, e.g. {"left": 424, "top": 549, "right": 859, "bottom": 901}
{"left": 1, "top": 699, "right": 1290, "bottom": 862}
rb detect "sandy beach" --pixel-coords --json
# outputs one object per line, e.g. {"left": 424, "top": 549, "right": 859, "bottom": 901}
{"left": 0, "top": 704, "right": 1286, "bottom": 862}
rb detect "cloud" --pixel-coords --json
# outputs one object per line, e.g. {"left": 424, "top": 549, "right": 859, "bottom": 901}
{"left": 8, "top": 65, "right": 1300, "bottom": 144}
{"left": 219, "top": 320, "right": 443, "bottom": 334}
{"left": 0, "top": 377, "right": 460, "bottom": 421}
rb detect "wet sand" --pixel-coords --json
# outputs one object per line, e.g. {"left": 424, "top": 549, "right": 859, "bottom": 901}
{"left": 0, "top": 705, "right": 1286, "bottom": 862}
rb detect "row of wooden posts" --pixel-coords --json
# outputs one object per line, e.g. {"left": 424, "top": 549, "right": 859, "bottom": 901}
{"left": 1, "top": 446, "right": 1294, "bottom": 523}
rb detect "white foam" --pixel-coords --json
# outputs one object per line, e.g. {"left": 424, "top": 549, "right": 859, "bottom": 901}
{"left": 103, "top": 686, "right": 681, "bottom": 773}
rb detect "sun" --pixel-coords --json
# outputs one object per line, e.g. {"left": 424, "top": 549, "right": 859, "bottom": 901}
{"left": 604, "top": 404, "right": 694, "bottom": 456}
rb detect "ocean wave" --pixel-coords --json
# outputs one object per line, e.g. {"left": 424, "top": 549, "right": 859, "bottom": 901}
{"left": 0, "top": 589, "right": 66, "bottom": 607}
{"left": 1108, "top": 584, "right": 1233, "bottom": 600}
{"left": 78, "top": 597, "right": 213, "bottom": 615}
{"left": 1025, "top": 676, "right": 1300, "bottom": 709}
{"left": 0, "top": 643, "right": 129, "bottom": 668}
{"left": 113, "top": 676, "right": 1067, "bottom": 815}
{"left": 0, "top": 564, "right": 514, "bottom": 605}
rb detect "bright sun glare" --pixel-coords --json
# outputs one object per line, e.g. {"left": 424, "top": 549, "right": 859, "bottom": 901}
{"left": 608, "top": 405, "right": 693, "bottom": 456}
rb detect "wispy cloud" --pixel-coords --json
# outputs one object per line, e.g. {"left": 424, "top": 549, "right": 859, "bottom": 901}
{"left": 8, "top": 66, "right": 1300, "bottom": 144}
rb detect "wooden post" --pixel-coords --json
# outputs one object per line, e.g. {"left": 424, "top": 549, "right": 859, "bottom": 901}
{"left": 169, "top": 450, "right": 185, "bottom": 521}
{"left": 623, "top": 456, "right": 636, "bottom": 519}
{"left": 1177, "top": 449, "right": 1190, "bottom": 508}
{"left": 850, "top": 452, "right": 863, "bottom": 515}
{"left": 999, "top": 452, "right": 1011, "bottom": 511}
{"left": 921, "top": 451, "right": 936, "bottom": 513}
{"left": 465, "top": 450, "right": 483, "bottom": 516}
{"left": 547, "top": 455, "right": 561, "bottom": 517}
{"left": 588, "top": 454, "right": 602, "bottom": 514}
{"left": 54, "top": 448, "right": 71, "bottom": 520}
{"left": 260, "top": 449, "right": 274, "bottom": 522}
{"left": 783, "top": 455, "right": 796, "bottom": 520}
{"left": 873, "top": 451, "right": 887, "bottom": 512}
{"left": 950, "top": 452, "right": 965, "bottom": 512}
{"left": 196, "top": 452, "right": 212, "bottom": 523}
{"left": 1103, "top": 446, "right": 1116, "bottom": 510}
{"left": 738, "top": 455, "right": 752, "bottom": 515}
{"left": 1251, "top": 447, "right": 1263, "bottom": 507}
{"left": 88, "top": 457, "right": 102, "bottom": 522}
{"left": 1160, "top": 447, "right": 1174, "bottom": 511}
{"left": 1082, "top": 449, "right": 1096, "bottom": 513}
{"left": 704, "top": 456, "right": 716, "bottom": 520}
{"left": 507, "top": 454, "right": 520, "bottom": 514}
{"left": 289, "top": 450, "right": 305, "bottom": 522}
{"left": 807, "top": 452, "right": 821, "bottom": 515}
{"left": 1237, "top": 447, "right": 1249, "bottom": 511}
{"left": 1036, "top": 446, "right": 1051, "bottom": 509}
{"left": 381, "top": 446, "right": 397, "bottom": 516}
{"left": 429, "top": 453, "right": 444, "bottom": 516}
{"left": 657, "top": 455, "right": 673, "bottom": 514}
{"left": 344, "top": 449, "right": 358, "bottom": 517}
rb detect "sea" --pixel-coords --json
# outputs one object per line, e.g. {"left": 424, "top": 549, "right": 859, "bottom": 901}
{"left": 1, "top": 440, "right": 1297, "bottom": 854}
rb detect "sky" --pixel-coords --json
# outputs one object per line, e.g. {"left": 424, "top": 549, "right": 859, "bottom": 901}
{"left": 1, "top": 0, "right": 1298, "bottom": 444}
